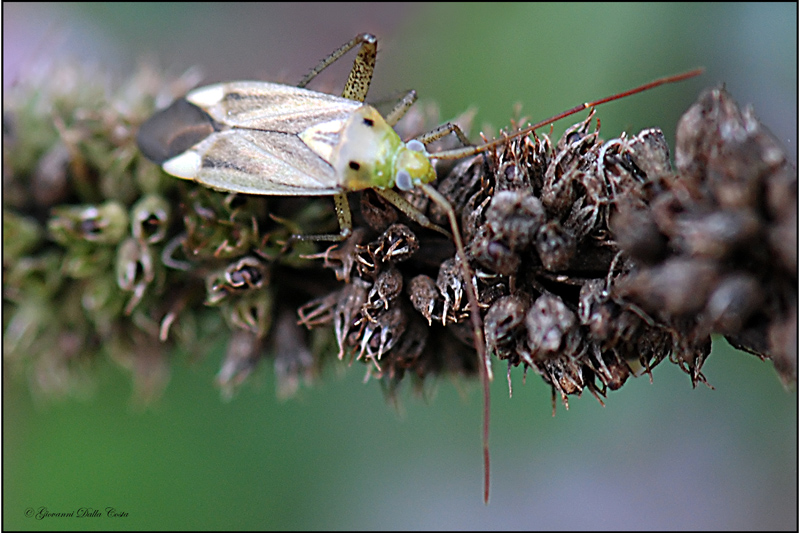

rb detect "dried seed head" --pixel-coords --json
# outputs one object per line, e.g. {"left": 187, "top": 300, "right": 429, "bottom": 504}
{"left": 6, "top": 58, "right": 792, "bottom": 430}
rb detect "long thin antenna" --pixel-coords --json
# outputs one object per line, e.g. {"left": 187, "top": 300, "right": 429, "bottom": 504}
{"left": 432, "top": 68, "right": 704, "bottom": 161}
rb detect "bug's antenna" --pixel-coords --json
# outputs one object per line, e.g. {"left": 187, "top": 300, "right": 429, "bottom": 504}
{"left": 431, "top": 68, "right": 704, "bottom": 161}
{"left": 420, "top": 183, "right": 491, "bottom": 504}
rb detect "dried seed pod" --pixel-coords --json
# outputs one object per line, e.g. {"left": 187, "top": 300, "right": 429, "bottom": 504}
{"left": 535, "top": 220, "right": 576, "bottom": 272}
{"left": 271, "top": 310, "right": 316, "bottom": 399}
{"left": 522, "top": 133, "right": 553, "bottom": 192}
{"left": 432, "top": 156, "right": 485, "bottom": 218}
{"left": 537, "top": 356, "right": 586, "bottom": 410}
{"left": 670, "top": 335, "right": 713, "bottom": 388}
{"left": 225, "top": 289, "right": 273, "bottom": 338}
{"left": 625, "top": 128, "right": 673, "bottom": 183}
{"left": 356, "top": 304, "right": 408, "bottom": 368}
{"left": 677, "top": 88, "right": 787, "bottom": 208}
{"left": 673, "top": 210, "right": 761, "bottom": 259}
{"left": 131, "top": 194, "right": 171, "bottom": 244}
{"left": 484, "top": 295, "right": 530, "bottom": 360}
{"left": 562, "top": 194, "right": 603, "bottom": 242}
{"left": 587, "top": 347, "right": 632, "bottom": 392}
{"left": 542, "top": 111, "right": 600, "bottom": 215}
{"left": 372, "top": 223, "right": 419, "bottom": 264}
{"left": 616, "top": 258, "right": 720, "bottom": 317}
{"left": 767, "top": 195, "right": 797, "bottom": 274}
{"left": 525, "top": 293, "right": 581, "bottom": 359}
{"left": 597, "top": 136, "right": 638, "bottom": 188}
{"left": 306, "top": 228, "right": 365, "bottom": 282}
{"left": 578, "top": 279, "right": 614, "bottom": 342}
{"left": 495, "top": 153, "right": 532, "bottom": 193}
{"left": 206, "top": 256, "right": 269, "bottom": 305}
{"left": 297, "top": 291, "right": 338, "bottom": 329}
{"left": 379, "top": 312, "right": 428, "bottom": 379}
{"left": 217, "top": 329, "right": 263, "bottom": 400}
{"left": 116, "top": 237, "right": 156, "bottom": 314}
{"left": 470, "top": 224, "right": 520, "bottom": 276}
{"left": 332, "top": 278, "right": 370, "bottom": 359}
{"left": 48, "top": 201, "right": 129, "bottom": 245}
{"left": 460, "top": 183, "right": 492, "bottom": 243}
{"left": 767, "top": 306, "right": 797, "bottom": 384}
{"left": 699, "top": 274, "right": 764, "bottom": 335}
{"left": 363, "top": 266, "right": 404, "bottom": 319}
{"left": 408, "top": 274, "right": 440, "bottom": 325}
{"left": 355, "top": 224, "right": 418, "bottom": 278}
{"left": 359, "top": 189, "right": 399, "bottom": 232}
{"left": 436, "top": 258, "right": 470, "bottom": 324}
{"left": 611, "top": 205, "right": 669, "bottom": 265}
{"left": 485, "top": 190, "right": 545, "bottom": 250}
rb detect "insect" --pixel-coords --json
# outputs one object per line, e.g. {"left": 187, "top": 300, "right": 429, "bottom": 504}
{"left": 136, "top": 32, "right": 702, "bottom": 503}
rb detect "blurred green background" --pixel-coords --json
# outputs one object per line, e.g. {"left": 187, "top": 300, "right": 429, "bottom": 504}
{"left": 4, "top": 3, "right": 796, "bottom": 530}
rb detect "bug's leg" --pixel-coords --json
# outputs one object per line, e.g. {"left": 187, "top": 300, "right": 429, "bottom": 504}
{"left": 383, "top": 90, "right": 417, "bottom": 127}
{"left": 419, "top": 183, "right": 491, "bottom": 504}
{"left": 297, "top": 33, "right": 377, "bottom": 104}
{"left": 415, "top": 121, "right": 473, "bottom": 148}
{"left": 291, "top": 192, "right": 353, "bottom": 242}
{"left": 375, "top": 189, "right": 451, "bottom": 238}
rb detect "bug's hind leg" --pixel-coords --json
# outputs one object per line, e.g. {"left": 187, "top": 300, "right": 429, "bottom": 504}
{"left": 297, "top": 33, "right": 377, "bottom": 104}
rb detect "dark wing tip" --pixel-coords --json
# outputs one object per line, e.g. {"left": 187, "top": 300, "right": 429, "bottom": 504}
{"left": 137, "top": 98, "right": 218, "bottom": 164}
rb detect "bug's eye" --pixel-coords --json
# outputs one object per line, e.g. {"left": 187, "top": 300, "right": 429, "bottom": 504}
{"left": 349, "top": 161, "right": 361, "bottom": 170}
{"left": 407, "top": 140, "right": 426, "bottom": 153}
{"left": 362, "top": 117, "right": 375, "bottom": 127}
{"left": 396, "top": 170, "right": 413, "bottom": 191}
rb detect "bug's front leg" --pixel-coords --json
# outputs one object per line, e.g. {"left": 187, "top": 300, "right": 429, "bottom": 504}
{"left": 416, "top": 121, "right": 473, "bottom": 148}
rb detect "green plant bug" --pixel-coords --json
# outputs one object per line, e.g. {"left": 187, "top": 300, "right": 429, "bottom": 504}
{"left": 136, "top": 32, "right": 702, "bottom": 504}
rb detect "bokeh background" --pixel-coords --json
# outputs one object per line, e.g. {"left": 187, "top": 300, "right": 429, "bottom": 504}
{"left": 3, "top": 3, "right": 796, "bottom": 530}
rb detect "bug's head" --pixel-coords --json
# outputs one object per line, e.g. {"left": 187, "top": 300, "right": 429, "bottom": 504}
{"left": 336, "top": 106, "right": 436, "bottom": 192}
{"left": 394, "top": 140, "right": 436, "bottom": 191}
